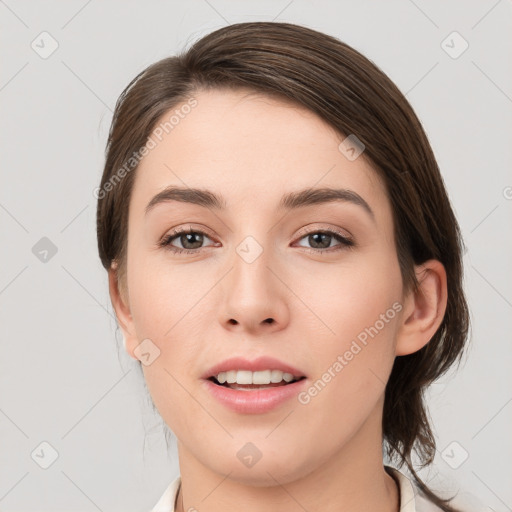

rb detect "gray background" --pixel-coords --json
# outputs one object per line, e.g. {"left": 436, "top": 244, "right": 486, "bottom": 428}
{"left": 1, "top": 1, "right": 511, "bottom": 511}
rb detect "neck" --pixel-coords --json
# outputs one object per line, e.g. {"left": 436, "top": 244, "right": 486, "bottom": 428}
{"left": 175, "top": 399, "right": 399, "bottom": 512}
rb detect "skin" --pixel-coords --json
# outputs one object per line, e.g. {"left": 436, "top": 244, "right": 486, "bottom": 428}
{"left": 109, "top": 88, "right": 447, "bottom": 512}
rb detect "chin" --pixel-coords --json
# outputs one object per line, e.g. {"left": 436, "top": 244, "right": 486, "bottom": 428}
{"left": 201, "top": 448, "right": 314, "bottom": 488}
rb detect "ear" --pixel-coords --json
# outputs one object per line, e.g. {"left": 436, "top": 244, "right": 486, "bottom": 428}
{"left": 395, "top": 259, "right": 448, "bottom": 356}
{"left": 108, "top": 262, "right": 139, "bottom": 361}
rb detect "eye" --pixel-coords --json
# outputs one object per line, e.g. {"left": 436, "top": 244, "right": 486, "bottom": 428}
{"left": 294, "top": 228, "right": 355, "bottom": 253}
{"left": 158, "top": 226, "right": 355, "bottom": 255}
{"left": 159, "top": 226, "right": 217, "bottom": 254}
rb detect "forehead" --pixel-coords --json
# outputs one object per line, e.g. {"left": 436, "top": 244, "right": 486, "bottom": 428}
{"left": 130, "top": 88, "right": 388, "bottom": 220}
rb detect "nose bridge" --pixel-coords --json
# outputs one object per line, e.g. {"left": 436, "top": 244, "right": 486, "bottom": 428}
{"left": 220, "top": 228, "right": 289, "bottom": 332}
{"left": 229, "top": 211, "right": 274, "bottom": 281}
{"left": 230, "top": 232, "right": 274, "bottom": 305}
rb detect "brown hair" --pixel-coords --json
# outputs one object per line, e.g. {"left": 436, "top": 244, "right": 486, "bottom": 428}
{"left": 96, "top": 21, "right": 470, "bottom": 510}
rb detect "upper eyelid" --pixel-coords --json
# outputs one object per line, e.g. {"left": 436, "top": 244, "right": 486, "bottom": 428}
{"left": 294, "top": 224, "right": 352, "bottom": 240}
{"left": 161, "top": 225, "right": 353, "bottom": 247}
{"left": 162, "top": 224, "right": 214, "bottom": 239}
{"left": 163, "top": 224, "right": 349, "bottom": 238}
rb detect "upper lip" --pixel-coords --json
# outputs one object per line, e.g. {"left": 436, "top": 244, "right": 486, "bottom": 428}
{"left": 202, "top": 356, "right": 307, "bottom": 379}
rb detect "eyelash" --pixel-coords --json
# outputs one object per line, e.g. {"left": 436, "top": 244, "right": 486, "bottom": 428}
{"left": 158, "top": 226, "right": 355, "bottom": 255}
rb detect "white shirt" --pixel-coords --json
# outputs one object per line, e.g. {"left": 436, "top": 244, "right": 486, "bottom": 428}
{"left": 149, "top": 466, "right": 446, "bottom": 512}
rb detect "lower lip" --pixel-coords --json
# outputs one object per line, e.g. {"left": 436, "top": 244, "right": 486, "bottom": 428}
{"left": 203, "top": 378, "right": 307, "bottom": 414}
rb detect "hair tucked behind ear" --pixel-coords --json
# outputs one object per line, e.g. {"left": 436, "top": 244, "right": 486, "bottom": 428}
{"left": 96, "top": 22, "right": 470, "bottom": 510}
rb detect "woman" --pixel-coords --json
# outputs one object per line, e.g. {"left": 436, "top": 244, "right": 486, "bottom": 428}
{"left": 96, "top": 22, "right": 471, "bottom": 512}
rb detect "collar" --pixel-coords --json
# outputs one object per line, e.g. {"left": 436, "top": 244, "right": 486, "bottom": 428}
{"left": 151, "top": 466, "right": 425, "bottom": 512}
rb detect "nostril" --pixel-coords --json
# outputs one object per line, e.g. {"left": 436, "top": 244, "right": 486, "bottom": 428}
{"left": 264, "top": 318, "right": 274, "bottom": 324}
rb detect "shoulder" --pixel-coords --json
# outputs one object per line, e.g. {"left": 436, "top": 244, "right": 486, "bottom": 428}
{"left": 385, "top": 466, "right": 442, "bottom": 512}
{"left": 149, "top": 476, "right": 181, "bottom": 512}
{"left": 151, "top": 471, "right": 487, "bottom": 512}
{"left": 385, "top": 465, "right": 489, "bottom": 512}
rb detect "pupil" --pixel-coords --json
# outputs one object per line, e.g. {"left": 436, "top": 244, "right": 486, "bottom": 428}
{"left": 182, "top": 233, "right": 203, "bottom": 249}
{"left": 310, "top": 233, "right": 330, "bottom": 248}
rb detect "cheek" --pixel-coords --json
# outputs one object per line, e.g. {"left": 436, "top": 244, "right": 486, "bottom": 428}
{"left": 294, "top": 246, "right": 402, "bottom": 348}
{"left": 295, "top": 278, "right": 401, "bottom": 447}
{"left": 295, "top": 247, "right": 402, "bottom": 401}
{"left": 127, "top": 251, "right": 209, "bottom": 426}
{"left": 127, "top": 247, "right": 197, "bottom": 338}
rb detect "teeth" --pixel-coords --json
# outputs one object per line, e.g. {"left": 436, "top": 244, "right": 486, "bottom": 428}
{"left": 214, "top": 369, "right": 299, "bottom": 385}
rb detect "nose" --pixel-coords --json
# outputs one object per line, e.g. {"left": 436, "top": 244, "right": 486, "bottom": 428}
{"left": 220, "top": 246, "right": 290, "bottom": 336}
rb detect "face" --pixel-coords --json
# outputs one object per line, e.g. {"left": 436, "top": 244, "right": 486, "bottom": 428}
{"left": 115, "top": 88, "right": 406, "bottom": 485}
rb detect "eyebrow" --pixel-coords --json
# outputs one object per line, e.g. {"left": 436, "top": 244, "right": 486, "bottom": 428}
{"left": 145, "top": 185, "right": 375, "bottom": 221}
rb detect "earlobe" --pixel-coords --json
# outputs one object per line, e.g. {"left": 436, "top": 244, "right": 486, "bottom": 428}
{"left": 395, "top": 260, "right": 448, "bottom": 356}
{"left": 108, "top": 263, "right": 139, "bottom": 361}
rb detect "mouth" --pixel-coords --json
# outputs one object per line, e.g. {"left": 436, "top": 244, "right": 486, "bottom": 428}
{"left": 207, "top": 372, "right": 306, "bottom": 391}
{"left": 204, "top": 370, "right": 308, "bottom": 414}
{"left": 202, "top": 356, "right": 307, "bottom": 391}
